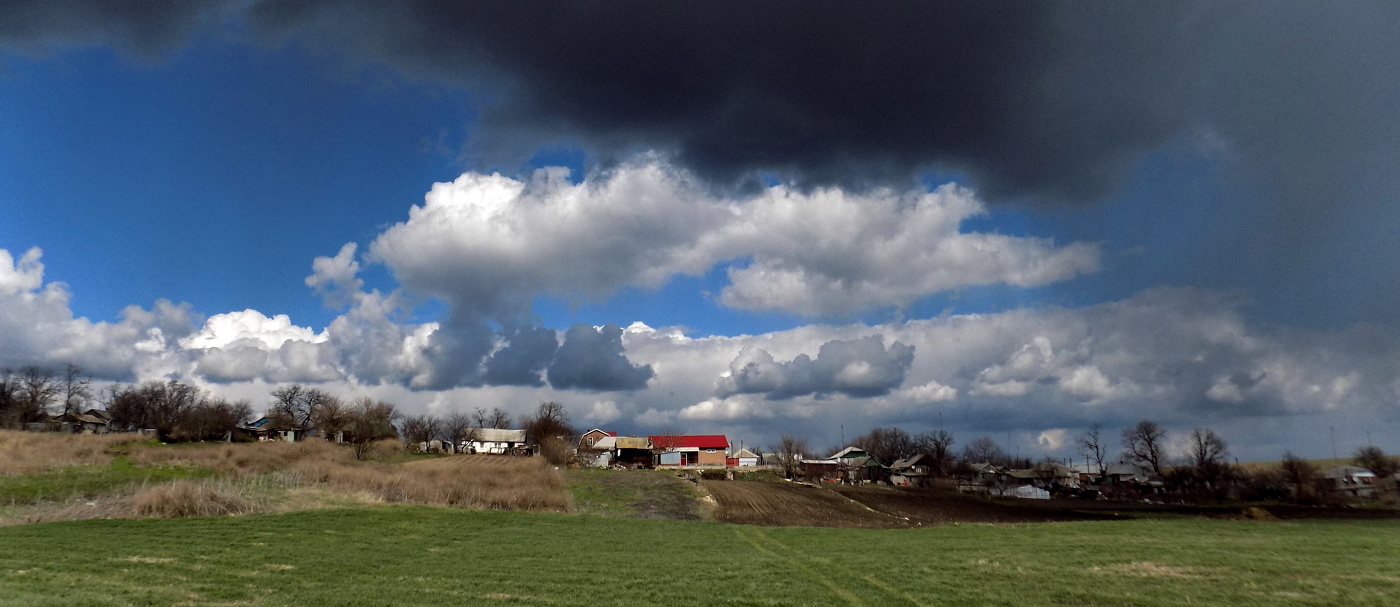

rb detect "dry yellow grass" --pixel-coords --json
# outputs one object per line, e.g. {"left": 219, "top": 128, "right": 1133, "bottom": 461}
{"left": 0, "top": 430, "right": 144, "bottom": 476}
{"left": 128, "top": 479, "right": 260, "bottom": 518}
{"left": 3, "top": 435, "right": 572, "bottom": 524}
{"left": 128, "top": 441, "right": 571, "bottom": 512}
{"left": 129, "top": 439, "right": 350, "bottom": 476}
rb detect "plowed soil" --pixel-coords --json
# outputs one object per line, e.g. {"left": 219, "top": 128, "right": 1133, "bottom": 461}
{"left": 701, "top": 480, "right": 900, "bottom": 527}
{"left": 832, "top": 485, "right": 1111, "bottom": 525}
{"left": 704, "top": 481, "right": 1114, "bottom": 528}
{"left": 703, "top": 480, "right": 1400, "bottom": 528}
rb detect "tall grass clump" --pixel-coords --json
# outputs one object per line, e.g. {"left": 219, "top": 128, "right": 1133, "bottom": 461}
{"left": 128, "top": 480, "right": 260, "bottom": 518}
{"left": 0, "top": 431, "right": 144, "bottom": 476}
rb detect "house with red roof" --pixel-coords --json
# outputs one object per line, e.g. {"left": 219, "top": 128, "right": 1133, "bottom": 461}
{"left": 649, "top": 434, "right": 729, "bottom": 467}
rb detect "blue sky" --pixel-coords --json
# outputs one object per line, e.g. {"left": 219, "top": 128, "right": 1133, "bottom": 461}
{"left": 3, "top": 2, "right": 1399, "bottom": 461}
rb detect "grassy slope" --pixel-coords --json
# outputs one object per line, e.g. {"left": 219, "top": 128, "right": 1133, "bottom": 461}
{"left": 565, "top": 468, "right": 707, "bottom": 519}
{"left": 0, "top": 456, "right": 211, "bottom": 505}
{"left": 1, "top": 508, "right": 1396, "bottom": 606}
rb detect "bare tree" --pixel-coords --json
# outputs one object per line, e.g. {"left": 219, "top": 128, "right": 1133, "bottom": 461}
{"left": 173, "top": 395, "right": 252, "bottom": 442}
{"left": 60, "top": 362, "right": 92, "bottom": 416}
{"left": 1185, "top": 427, "right": 1230, "bottom": 478}
{"left": 1279, "top": 451, "right": 1317, "bottom": 501}
{"left": 487, "top": 407, "right": 512, "bottom": 429}
{"left": 17, "top": 366, "right": 59, "bottom": 423}
{"left": 521, "top": 402, "right": 575, "bottom": 464}
{"left": 1121, "top": 420, "right": 1167, "bottom": 475}
{"left": 915, "top": 430, "right": 955, "bottom": 476}
{"left": 443, "top": 411, "right": 475, "bottom": 453}
{"left": 310, "top": 394, "right": 349, "bottom": 441}
{"left": 399, "top": 414, "right": 442, "bottom": 451}
{"left": 771, "top": 434, "right": 809, "bottom": 479}
{"left": 0, "top": 368, "right": 21, "bottom": 428}
{"left": 854, "top": 427, "right": 916, "bottom": 465}
{"left": 1353, "top": 445, "right": 1398, "bottom": 478}
{"left": 471, "top": 407, "right": 489, "bottom": 428}
{"left": 1075, "top": 423, "right": 1107, "bottom": 476}
{"left": 345, "top": 397, "right": 400, "bottom": 459}
{"left": 961, "top": 435, "right": 1008, "bottom": 466}
{"left": 269, "top": 384, "right": 309, "bottom": 428}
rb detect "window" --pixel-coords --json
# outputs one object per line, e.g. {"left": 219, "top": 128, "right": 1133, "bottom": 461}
{"left": 706, "top": 448, "right": 716, "bottom": 453}
{"left": 587, "top": 437, "right": 595, "bottom": 446}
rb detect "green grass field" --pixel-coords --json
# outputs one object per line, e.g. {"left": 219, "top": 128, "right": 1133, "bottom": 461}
{"left": 0, "top": 456, "right": 212, "bottom": 506}
{"left": 1, "top": 507, "right": 1396, "bottom": 606}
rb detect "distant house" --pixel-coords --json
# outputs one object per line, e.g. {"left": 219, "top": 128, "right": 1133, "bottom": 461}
{"left": 612, "top": 436, "right": 654, "bottom": 467}
{"left": 50, "top": 412, "right": 109, "bottom": 434}
{"left": 579, "top": 428, "right": 617, "bottom": 450}
{"left": 801, "top": 458, "right": 841, "bottom": 481}
{"left": 649, "top": 435, "right": 729, "bottom": 467}
{"left": 731, "top": 448, "right": 760, "bottom": 467}
{"left": 465, "top": 428, "right": 529, "bottom": 455}
{"left": 890, "top": 454, "right": 936, "bottom": 486}
{"left": 239, "top": 417, "right": 310, "bottom": 442}
{"left": 844, "top": 456, "right": 888, "bottom": 483}
{"left": 1322, "top": 465, "right": 1380, "bottom": 498}
{"left": 84, "top": 408, "right": 113, "bottom": 430}
{"left": 829, "top": 447, "right": 870, "bottom": 464}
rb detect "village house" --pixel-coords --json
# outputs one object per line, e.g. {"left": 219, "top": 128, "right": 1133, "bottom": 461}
{"left": 578, "top": 428, "right": 615, "bottom": 450}
{"left": 50, "top": 411, "right": 110, "bottom": 434}
{"left": 728, "top": 448, "right": 760, "bottom": 467}
{"left": 464, "top": 428, "right": 529, "bottom": 455}
{"left": 650, "top": 435, "right": 729, "bottom": 467}
{"left": 239, "top": 417, "right": 312, "bottom": 442}
{"left": 1321, "top": 465, "right": 1380, "bottom": 498}
{"left": 890, "top": 453, "right": 936, "bottom": 487}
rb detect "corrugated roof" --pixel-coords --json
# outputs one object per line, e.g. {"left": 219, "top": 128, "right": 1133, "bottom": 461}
{"left": 615, "top": 436, "right": 651, "bottom": 449}
{"left": 830, "top": 447, "right": 869, "bottom": 460}
{"left": 473, "top": 428, "right": 526, "bottom": 443}
{"left": 648, "top": 435, "right": 728, "bottom": 449}
{"left": 733, "top": 448, "right": 758, "bottom": 458}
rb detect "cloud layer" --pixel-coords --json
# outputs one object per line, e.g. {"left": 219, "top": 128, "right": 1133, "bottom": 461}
{"left": 4, "top": 243, "right": 1399, "bottom": 459}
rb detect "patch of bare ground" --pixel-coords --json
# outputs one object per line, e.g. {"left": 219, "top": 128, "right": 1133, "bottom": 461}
{"left": 701, "top": 480, "right": 900, "bottom": 528}
{"left": 1092, "top": 561, "right": 1206, "bottom": 578}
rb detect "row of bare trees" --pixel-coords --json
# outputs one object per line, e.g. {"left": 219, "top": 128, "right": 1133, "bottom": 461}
{"left": 105, "top": 380, "right": 252, "bottom": 442}
{"left": 0, "top": 364, "right": 93, "bottom": 428}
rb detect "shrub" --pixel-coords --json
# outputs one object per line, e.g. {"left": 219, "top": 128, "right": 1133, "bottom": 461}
{"left": 128, "top": 480, "right": 258, "bottom": 518}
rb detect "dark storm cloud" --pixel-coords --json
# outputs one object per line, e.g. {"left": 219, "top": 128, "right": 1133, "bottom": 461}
{"left": 8, "top": 2, "right": 1399, "bottom": 208}
{"left": 237, "top": 1, "right": 1400, "bottom": 209}
{"left": 716, "top": 335, "right": 915, "bottom": 400}
{"left": 546, "top": 324, "right": 653, "bottom": 392}
{"left": 0, "top": 0, "right": 234, "bottom": 56}
{"left": 482, "top": 325, "right": 558, "bottom": 387}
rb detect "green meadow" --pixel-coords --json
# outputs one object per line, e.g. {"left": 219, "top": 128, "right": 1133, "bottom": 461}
{"left": 1, "top": 507, "right": 1396, "bottom": 607}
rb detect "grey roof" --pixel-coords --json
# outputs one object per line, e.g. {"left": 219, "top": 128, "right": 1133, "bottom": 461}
{"left": 830, "top": 447, "right": 869, "bottom": 460}
{"left": 472, "top": 428, "right": 527, "bottom": 443}
{"left": 891, "top": 454, "right": 928, "bottom": 469}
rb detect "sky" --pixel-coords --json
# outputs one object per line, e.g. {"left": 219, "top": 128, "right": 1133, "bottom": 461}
{"left": 3, "top": 1, "right": 1400, "bottom": 462}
